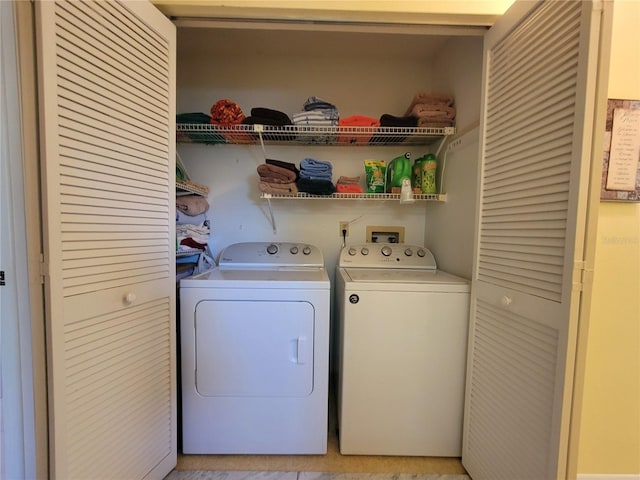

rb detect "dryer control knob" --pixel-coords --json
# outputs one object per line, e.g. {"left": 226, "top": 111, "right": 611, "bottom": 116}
{"left": 266, "top": 244, "right": 278, "bottom": 254}
{"left": 417, "top": 249, "right": 426, "bottom": 257}
{"left": 361, "top": 247, "right": 369, "bottom": 255}
{"left": 404, "top": 248, "right": 413, "bottom": 256}
{"left": 290, "top": 246, "right": 299, "bottom": 254}
{"left": 348, "top": 247, "right": 357, "bottom": 256}
{"left": 302, "top": 246, "right": 311, "bottom": 255}
{"left": 381, "top": 246, "right": 392, "bottom": 257}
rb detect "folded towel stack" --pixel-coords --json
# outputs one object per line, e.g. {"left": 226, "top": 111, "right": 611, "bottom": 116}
{"left": 404, "top": 92, "right": 456, "bottom": 128}
{"left": 243, "top": 107, "right": 292, "bottom": 127}
{"left": 257, "top": 159, "right": 299, "bottom": 195}
{"left": 299, "top": 157, "right": 333, "bottom": 181}
{"left": 336, "top": 175, "right": 363, "bottom": 194}
{"left": 293, "top": 96, "right": 339, "bottom": 143}
{"left": 176, "top": 194, "right": 209, "bottom": 216}
{"left": 243, "top": 107, "right": 294, "bottom": 140}
{"left": 176, "top": 195, "right": 211, "bottom": 253}
{"left": 296, "top": 177, "right": 336, "bottom": 196}
{"left": 296, "top": 157, "right": 335, "bottom": 196}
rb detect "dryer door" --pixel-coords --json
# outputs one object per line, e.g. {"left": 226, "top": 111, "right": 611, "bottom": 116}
{"left": 195, "top": 300, "right": 314, "bottom": 397}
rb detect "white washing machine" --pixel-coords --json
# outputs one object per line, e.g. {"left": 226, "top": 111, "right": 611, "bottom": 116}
{"left": 179, "top": 242, "right": 330, "bottom": 454}
{"left": 336, "top": 243, "right": 470, "bottom": 457}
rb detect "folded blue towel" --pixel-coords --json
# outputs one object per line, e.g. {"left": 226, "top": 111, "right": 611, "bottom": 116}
{"left": 300, "top": 158, "right": 333, "bottom": 181}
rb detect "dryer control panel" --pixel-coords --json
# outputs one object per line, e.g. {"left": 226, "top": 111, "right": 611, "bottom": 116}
{"left": 338, "top": 243, "right": 437, "bottom": 269}
{"left": 219, "top": 242, "right": 324, "bottom": 268}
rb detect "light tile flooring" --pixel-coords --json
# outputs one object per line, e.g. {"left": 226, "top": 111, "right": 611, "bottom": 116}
{"left": 168, "top": 386, "right": 470, "bottom": 480}
{"left": 164, "top": 472, "right": 470, "bottom": 480}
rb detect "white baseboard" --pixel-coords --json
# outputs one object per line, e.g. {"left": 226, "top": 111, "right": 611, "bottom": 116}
{"left": 578, "top": 474, "right": 640, "bottom": 480}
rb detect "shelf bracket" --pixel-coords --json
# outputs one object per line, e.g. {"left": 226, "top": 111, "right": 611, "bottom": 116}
{"left": 254, "top": 124, "right": 267, "bottom": 160}
{"left": 262, "top": 194, "right": 277, "bottom": 234}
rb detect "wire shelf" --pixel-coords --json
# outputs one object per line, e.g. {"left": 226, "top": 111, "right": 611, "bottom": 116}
{"left": 260, "top": 192, "right": 446, "bottom": 201}
{"left": 176, "top": 248, "right": 204, "bottom": 257}
{"left": 176, "top": 179, "right": 209, "bottom": 197}
{"left": 177, "top": 123, "right": 454, "bottom": 146}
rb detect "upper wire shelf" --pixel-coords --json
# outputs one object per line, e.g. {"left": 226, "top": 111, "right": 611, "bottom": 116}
{"left": 176, "top": 123, "right": 455, "bottom": 146}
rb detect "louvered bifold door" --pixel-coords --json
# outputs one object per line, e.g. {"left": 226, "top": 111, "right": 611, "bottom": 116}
{"left": 463, "top": 1, "right": 601, "bottom": 480}
{"left": 35, "top": 1, "right": 176, "bottom": 479}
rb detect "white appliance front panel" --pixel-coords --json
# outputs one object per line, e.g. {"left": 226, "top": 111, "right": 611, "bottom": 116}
{"left": 180, "top": 285, "right": 330, "bottom": 454}
{"left": 337, "top": 279, "right": 470, "bottom": 456}
{"left": 195, "top": 299, "right": 314, "bottom": 397}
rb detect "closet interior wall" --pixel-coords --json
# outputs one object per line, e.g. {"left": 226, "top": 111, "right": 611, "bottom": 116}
{"left": 175, "top": 25, "right": 483, "bottom": 278}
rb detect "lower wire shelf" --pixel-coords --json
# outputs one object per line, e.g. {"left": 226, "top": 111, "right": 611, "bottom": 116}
{"left": 260, "top": 192, "right": 446, "bottom": 201}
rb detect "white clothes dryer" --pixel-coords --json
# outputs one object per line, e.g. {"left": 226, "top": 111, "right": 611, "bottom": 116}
{"left": 335, "top": 243, "right": 470, "bottom": 457}
{"left": 180, "top": 242, "right": 330, "bottom": 454}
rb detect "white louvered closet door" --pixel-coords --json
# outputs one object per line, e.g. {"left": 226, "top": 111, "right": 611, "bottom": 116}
{"left": 35, "top": 1, "right": 176, "bottom": 479}
{"left": 463, "top": 1, "right": 602, "bottom": 479}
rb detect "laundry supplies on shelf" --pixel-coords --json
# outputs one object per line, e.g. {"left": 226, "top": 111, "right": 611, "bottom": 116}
{"left": 386, "top": 152, "right": 412, "bottom": 193}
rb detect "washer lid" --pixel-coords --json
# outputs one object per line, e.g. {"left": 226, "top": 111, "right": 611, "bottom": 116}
{"left": 340, "top": 267, "right": 470, "bottom": 292}
{"left": 180, "top": 266, "right": 330, "bottom": 289}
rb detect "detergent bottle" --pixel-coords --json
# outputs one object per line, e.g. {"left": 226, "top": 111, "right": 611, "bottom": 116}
{"left": 421, "top": 153, "right": 438, "bottom": 194}
{"left": 412, "top": 155, "right": 425, "bottom": 192}
{"left": 386, "top": 152, "right": 412, "bottom": 192}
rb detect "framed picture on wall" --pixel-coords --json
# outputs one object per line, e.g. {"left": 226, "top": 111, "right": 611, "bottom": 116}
{"left": 600, "top": 98, "right": 640, "bottom": 202}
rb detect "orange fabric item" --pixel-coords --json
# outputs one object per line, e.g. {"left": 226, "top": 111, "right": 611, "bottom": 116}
{"left": 338, "top": 115, "right": 380, "bottom": 145}
{"left": 336, "top": 183, "right": 363, "bottom": 194}
{"left": 210, "top": 99, "right": 245, "bottom": 124}
{"left": 210, "top": 99, "right": 251, "bottom": 143}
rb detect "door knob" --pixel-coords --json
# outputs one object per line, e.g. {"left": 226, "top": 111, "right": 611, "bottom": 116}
{"left": 123, "top": 292, "right": 136, "bottom": 306}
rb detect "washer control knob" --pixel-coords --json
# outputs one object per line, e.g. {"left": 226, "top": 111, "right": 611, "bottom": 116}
{"left": 361, "top": 247, "right": 369, "bottom": 256}
{"left": 404, "top": 248, "right": 413, "bottom": 256}
{"left": 381, "top": 246, "right": 392, "bottom": 257}
{"left": 348, "top": 247, "right": 357, "bottom": 256}
{"left": 290, "top": 246, "right": 299, "bottom": 254}
{"left": 266, "top": 244, "right": 278, "bottom": 255}
{"left": 302, "top": 246, "right": 311, "bottom": 255}
{"left": 417, "top": 249, "right": 426, "bottom": 257}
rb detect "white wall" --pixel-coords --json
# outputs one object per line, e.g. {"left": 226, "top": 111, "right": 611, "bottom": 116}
{"left": 425, "top": 36, "right": 484, "bottom": 279}
{"left": 577, "top": 0, "right": 640, "bottom": 475}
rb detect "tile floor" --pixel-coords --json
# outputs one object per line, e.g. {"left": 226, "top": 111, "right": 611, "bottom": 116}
{"left": 164, "top": 472, "right": 471, "bottom": 480}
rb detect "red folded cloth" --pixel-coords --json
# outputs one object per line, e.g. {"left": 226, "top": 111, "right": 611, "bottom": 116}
{"left": 336, "top": 183, "right": 364, "bottom": 194}
{"left": 338, "top": 115, "right": 380, "bottom": 145}
{"left": 340, "top": 115, "right": 380, "bottom": 127}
